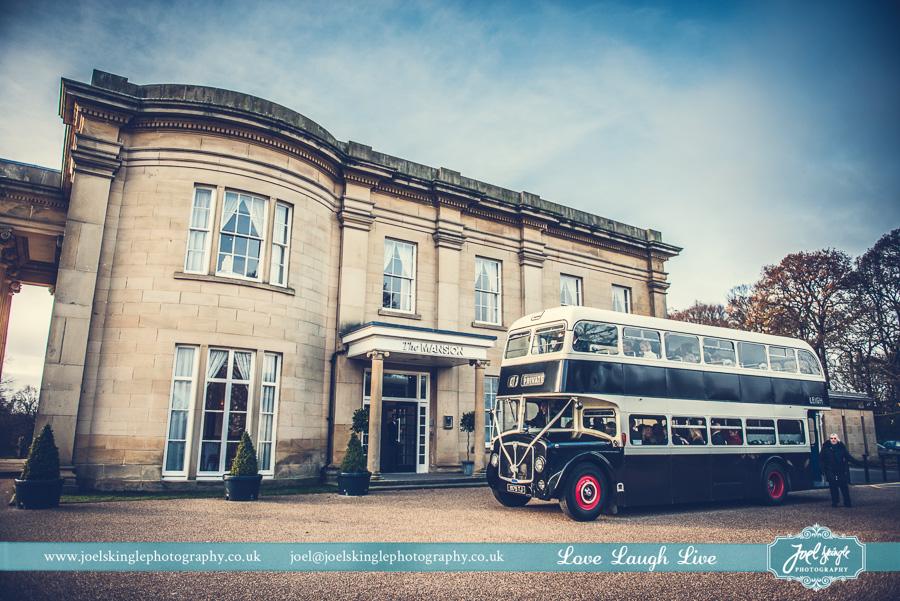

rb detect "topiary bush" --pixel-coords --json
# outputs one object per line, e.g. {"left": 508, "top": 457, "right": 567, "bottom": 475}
{"left": 341, "top": 433, "right": 367, "bottom": 473}
{"left": 21, "top": 424, "right": 60, "bottom": 481}
{"left": 351, "top": 406, "right": 369, "bottom": 435}
{"left": 460, "top": 411, "right": 476, "bottom": 461}
{"left": 229, "top": 431, "right": 259, "bottom": 477}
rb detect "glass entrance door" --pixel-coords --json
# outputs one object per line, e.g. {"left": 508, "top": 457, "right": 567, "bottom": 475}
{"left": 363, "top": 370, "right": 430, "bottom": 473}
{"left": 381, "top": 401, "right": 418, "bottom": 473}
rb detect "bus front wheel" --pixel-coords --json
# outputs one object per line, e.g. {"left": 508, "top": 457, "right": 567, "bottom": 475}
{"left": 560, "top": 465, "right": 607, "bottom": 521}
{"left": 492, "top": 487, "right": 531, "bottom": 508}
{"left": 761, "top": 463, "right": 788, "bottom": 506}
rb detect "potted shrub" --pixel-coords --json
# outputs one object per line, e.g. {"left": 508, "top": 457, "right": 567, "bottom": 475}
{"left": 338, "top": 407, "right": 371, "bottom": 496}
{"left": 15, "top": 424, "right": 63, "bottom": 509}
{"left": 460, "top": 411, "right": 476, "bottom": 476}
{"left": 223, "top": 431, "right": 262, "bottom": 501}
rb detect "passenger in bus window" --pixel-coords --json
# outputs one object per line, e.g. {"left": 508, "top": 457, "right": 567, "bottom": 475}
{"left": 526, "top": 400, "right": 549, "bottom": 428}
{"left": 623, "top": 340, "right": 636, "bottom": 357}
{"left": 639, "top": 340, "right": 658, "bottom": 359}
{"left": 641, "top": 425, "right": 653, "bottom": 445}
{"left": 604, "top": 421, "right": 617, "bottom": 437}
{"left": 711, "top": 429, "right": 725, "bottom": 445}
{"left": 690, "top": 428, "right": 706, "bottom": 445}
{"left": 727, "top": 429, "right": 743, "bottom": 445}
{"left": 650, "top": 423, "right": 667, "bottom": 444}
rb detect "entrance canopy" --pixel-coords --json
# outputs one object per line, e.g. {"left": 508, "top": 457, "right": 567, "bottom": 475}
{"left": 342, "top": 322, "right": 496, "bottom": 366}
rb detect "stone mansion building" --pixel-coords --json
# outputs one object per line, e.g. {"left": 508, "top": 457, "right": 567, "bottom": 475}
{"left": 0, "top": 71, "right": 680, "bottom": 489}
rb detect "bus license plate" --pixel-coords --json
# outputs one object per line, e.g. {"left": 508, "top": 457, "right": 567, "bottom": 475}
{"left": 506, "top": 484, "right": 527, "bottom": 495}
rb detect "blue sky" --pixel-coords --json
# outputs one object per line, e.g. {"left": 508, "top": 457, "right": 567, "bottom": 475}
{"left": 1, "top": 0, "right": 898, "bottom": 389}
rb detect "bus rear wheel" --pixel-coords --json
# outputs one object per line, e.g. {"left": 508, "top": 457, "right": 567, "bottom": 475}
{"left": 492, "top": 487, "right": 531, "bottom": 508}
{"left": 761, "top": 463, "right": 788, "bottom": 505}
{"left": 560, "top": 465, "right": 607, "bottom": 521}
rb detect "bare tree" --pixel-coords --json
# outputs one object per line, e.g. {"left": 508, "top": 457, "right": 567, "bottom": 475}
{"left": 12, "top": 385, "right": 39, "bottom": 417}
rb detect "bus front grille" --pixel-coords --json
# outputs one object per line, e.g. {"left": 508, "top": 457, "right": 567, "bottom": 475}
{"left": 499, "top": 442, "right": 534, "bottom": 483}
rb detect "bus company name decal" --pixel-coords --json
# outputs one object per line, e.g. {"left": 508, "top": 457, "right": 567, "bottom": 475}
{"left": 767, "top": 524, "right": 865, "bottom": 590}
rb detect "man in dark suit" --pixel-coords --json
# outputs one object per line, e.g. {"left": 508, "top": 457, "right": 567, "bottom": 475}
{"left": 821, "top": 433, "right": 852, "bottom": 507}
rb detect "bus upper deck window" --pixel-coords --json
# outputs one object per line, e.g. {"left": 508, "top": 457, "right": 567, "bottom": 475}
{"left": 665, "top": 333, "right": 700, "bottom": 363}
{"left": 769, "top": 346, "right": 798, "bottom": 373}
{"left": 505, "top": 331, "right": 531, "bottom": 359}
{"left": 531, "top": 325, "right": 565, "bottom": 355}
{"left": 798, "top": 350, "right": 822, "bottom": 375}
{"left": 573, "top": 321, "right": 619, "bottom": 355}
{"left": 738, "top": 342, "right": 768, "bottom": 370}
{"left": 623, "top": 327, "right": 660, "bottom": 359}
{"left": 702, "top": 337, "right": 735, "bottom": 366}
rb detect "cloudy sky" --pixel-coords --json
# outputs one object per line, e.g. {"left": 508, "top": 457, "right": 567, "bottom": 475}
{"left": 1, "top": 0, "right": 898, "bottom": 390}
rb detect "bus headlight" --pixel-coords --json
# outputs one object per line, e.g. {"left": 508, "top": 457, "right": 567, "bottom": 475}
{"left": 490, "top": 453, "right": 499, "bottom": 467}
{"left": 534, "top": 456, "right": 546, "bottom": 473}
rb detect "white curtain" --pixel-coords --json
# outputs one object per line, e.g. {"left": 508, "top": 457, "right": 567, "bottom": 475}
{"left": 561, "top": 279, "right": 574, "bottom": 305}
{"left": 207, "top": 350, "right": 228, "bottom": 379}
{"left": 221, "top": 192, "right": 239, "bottom": 228}
{"left": 174, "top": 347, "right": 195, "bottom": 378}
{"left": 247, "top": 196, "right": 266, "bottom": 238}
{"left": 384, "top": 240, "right": 413, "bottom": 277}
{"left": 612, "top": 288, "right": 626, "bottom": 312}
{"left": 234, "top": 351, "right": 253, "bottom": 381}
{"left": 191, "top": 189, "right": 211, "bottom": 228}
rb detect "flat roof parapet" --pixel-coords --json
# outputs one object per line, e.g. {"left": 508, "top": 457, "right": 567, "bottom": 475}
{"left": 73, "top": 70, "right": 680, "bottom": 252}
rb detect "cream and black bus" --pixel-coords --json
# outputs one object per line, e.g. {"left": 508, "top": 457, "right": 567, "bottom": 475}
{"left": 486, "top": 307, "right": 829, "bottom": 521}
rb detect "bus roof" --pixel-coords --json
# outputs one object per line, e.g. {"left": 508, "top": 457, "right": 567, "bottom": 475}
{"left": 509, "top": 306, "right": 818, "bottom": 353}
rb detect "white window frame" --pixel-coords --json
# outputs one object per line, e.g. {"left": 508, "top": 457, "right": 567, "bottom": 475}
{"left": 612, "top": 285, "right": 632, "bottom": 313}
{"left": 162, "top": 345, "right": 199, "bottom": 479}
{"left": 197, "top": 348, "right": 255, "bottom": 478}
{"left": 560, "top": 274, "right": 583, "bottom": 306}
{"left": 474, "top": 257, "right": 503, "bottom": 325}
{"left": 257, "top": 352, "right": 282, "bottom": 476}
{"left": 485, "top": 376, "right": 500, "bottom": 448}
{"left": 269, "top": 202, "right": 292, "bottom": 288}
{"left": 183, "top": 187, "right": 216, "bottom": 274}
{"left": 215, "top": 190, "right": 269, "bottom": 282}
{"left": 382, "top": 238, "right": 417, "bottom": 313}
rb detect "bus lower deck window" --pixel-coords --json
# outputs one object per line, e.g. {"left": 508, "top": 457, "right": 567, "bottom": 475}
{"left": 629, "top": 415, "right": 668, "bottom": 445}
{"left": 711, "top": 418, "right": 743, "bottom": 445}
{"left": 672, "top": 416, "right": 707, "bottom": 445}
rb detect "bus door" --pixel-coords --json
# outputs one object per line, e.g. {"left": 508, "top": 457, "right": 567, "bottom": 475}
{"left": 807, "top": 409, "right": 824, "bottom": 486}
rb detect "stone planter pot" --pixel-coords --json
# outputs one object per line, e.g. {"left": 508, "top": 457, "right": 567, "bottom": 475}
{"left": 14, "top": 478, "right": 63, "bottom": 509}
{"left": 223, "top": 474, "right": 263, "bottom": 501}
{"left": 338, "top": 471, "right": 371, "bottom": 496}
{"left": 461, "top": 460, "right": 475, "bottom": 476}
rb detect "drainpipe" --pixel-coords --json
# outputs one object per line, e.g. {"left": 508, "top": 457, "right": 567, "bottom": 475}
{"left": 324, "top": 347, "right": 347, "bottom": 479}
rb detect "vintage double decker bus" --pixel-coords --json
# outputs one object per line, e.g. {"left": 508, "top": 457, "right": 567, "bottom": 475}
{"left": 486, "top": 307, "right": 829, "bottom": 521}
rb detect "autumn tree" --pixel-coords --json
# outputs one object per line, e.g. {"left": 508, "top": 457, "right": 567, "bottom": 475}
{"left": 723, "top": 250, "right": 854, "bottom": 384}
{"left": 836, "top": 229, "right": 900, "bottom": 404}
{"left": 669, "top": 301, "right": 730, "bottom": 327}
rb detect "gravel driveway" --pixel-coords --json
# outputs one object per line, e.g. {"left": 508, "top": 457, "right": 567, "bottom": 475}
{"left": 2, "top": 482, "right": 898, "bottom": 600}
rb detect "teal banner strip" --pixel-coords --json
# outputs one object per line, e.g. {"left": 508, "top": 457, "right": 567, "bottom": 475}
{"left": 0, "top": 542, "right": 897, "bottom": 573}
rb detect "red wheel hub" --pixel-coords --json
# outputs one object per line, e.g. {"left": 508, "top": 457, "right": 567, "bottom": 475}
{"left": 768, "top": 471, "right": 785, "bottom": 499}
{"left": 575, "top": 475, "right": 601, "bottom": 511}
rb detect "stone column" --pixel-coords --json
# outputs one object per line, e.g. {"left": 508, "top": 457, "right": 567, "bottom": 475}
{"left": 471, "top": 359, "right": 489, "bottom": 474}
{"left": 0, "top": 273, "right": 22, "bottom": 380}
{"left": 36, "top": 109, "right": 124, "bottom": 468}
{"left": 366, "top": 350, "right": 389, "bottom": 478}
